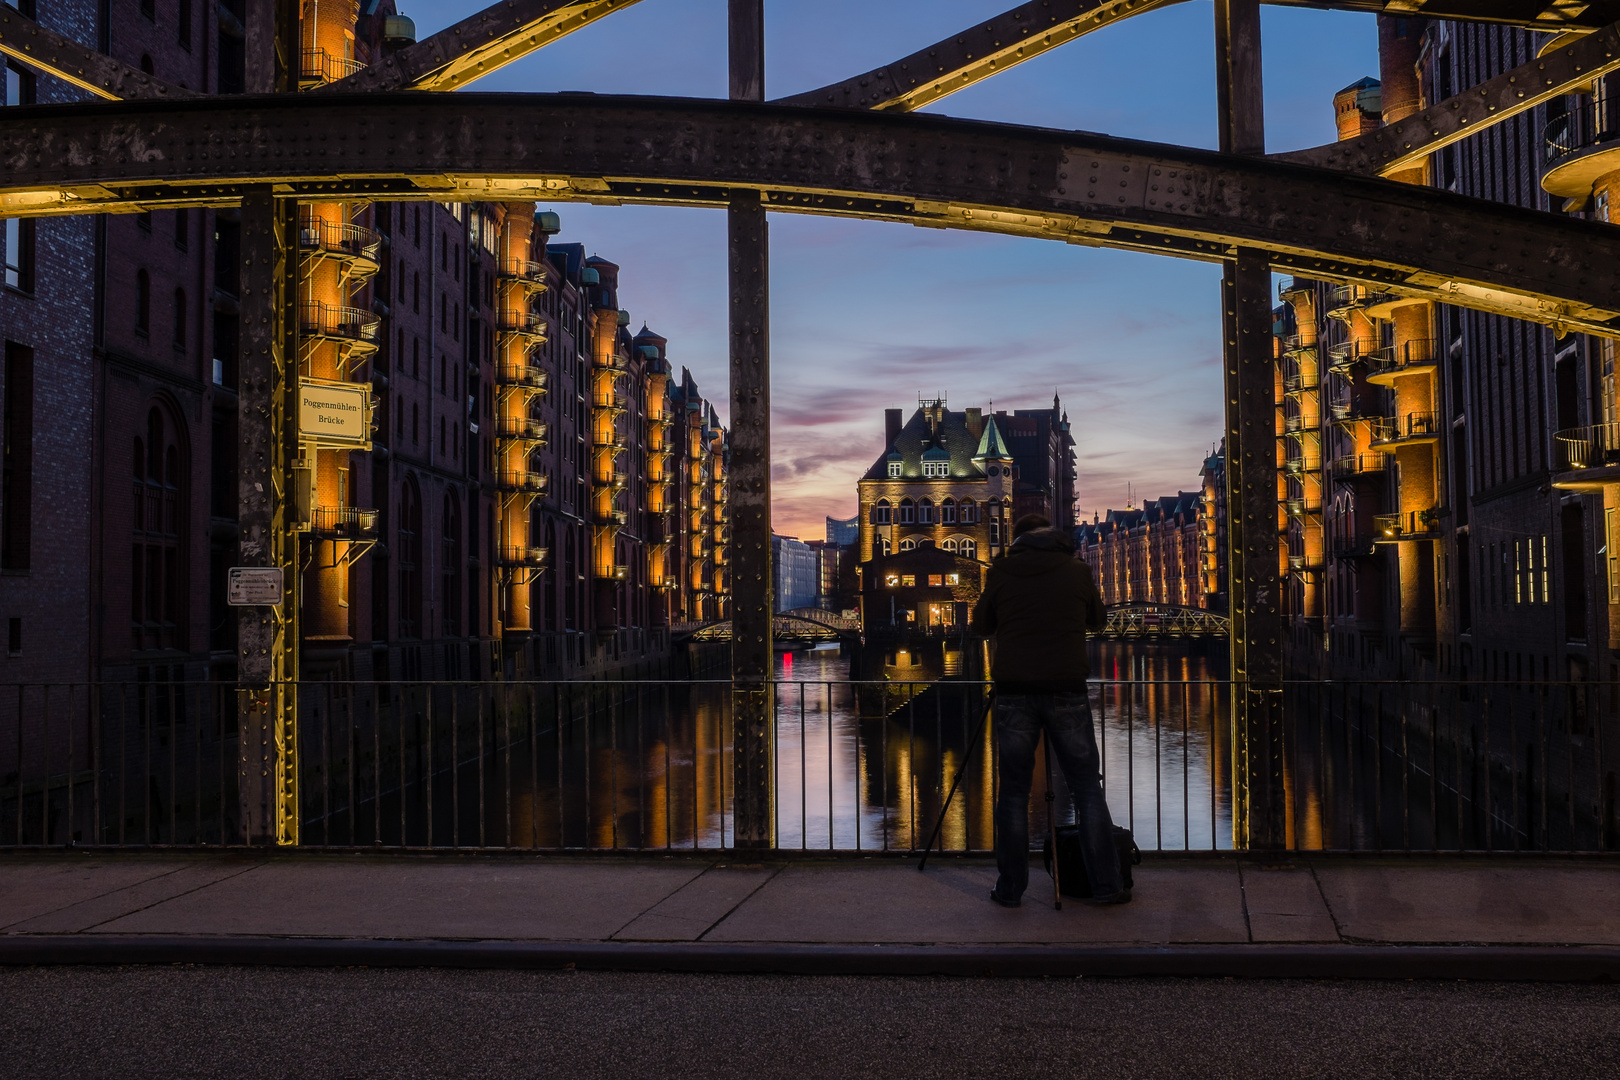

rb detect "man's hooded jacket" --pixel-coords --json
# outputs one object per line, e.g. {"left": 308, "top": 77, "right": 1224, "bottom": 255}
{"left": 969, "top": 527, "right": 1105, "bottom": 693}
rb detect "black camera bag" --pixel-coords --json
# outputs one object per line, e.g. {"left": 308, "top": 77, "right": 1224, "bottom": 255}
{"left": 1041, "top": 824, "right": 1140, "bottom": 898}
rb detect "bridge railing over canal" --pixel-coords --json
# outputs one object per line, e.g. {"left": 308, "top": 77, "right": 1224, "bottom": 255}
{"left": 1, "top": 678, "right": 1616, "bottom": 854}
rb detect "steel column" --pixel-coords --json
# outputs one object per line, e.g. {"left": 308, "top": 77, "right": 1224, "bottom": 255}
{"left": 1217, "top": 0, "right": 1285, "bottom": 852}
{"left": 728, "top": 0, "right": 773, "bottom": 849}
{"left": 236, "top": 0, "right": 300, "bottom": 846}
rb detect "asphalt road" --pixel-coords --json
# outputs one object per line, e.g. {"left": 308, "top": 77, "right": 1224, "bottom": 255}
{"left": 2, "top": 967, "right": 1617, "bottom": 1079}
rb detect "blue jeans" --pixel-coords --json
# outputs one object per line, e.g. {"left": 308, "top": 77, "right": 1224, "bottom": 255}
{"left": 993, "top": 691, "right": 1123, "bottom": 900}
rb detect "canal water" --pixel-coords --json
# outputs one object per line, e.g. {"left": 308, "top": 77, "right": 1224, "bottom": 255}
{"left": 297, "top": 639, "right": 1235, "bottom": 852}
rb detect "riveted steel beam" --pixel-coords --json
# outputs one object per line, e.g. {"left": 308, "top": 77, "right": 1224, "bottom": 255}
{"left": 0, "top": 7, "right": 194, "bottom": 101}
{"left": 728, "top": 0, "right": 773, "bottom": 851}
{"left": 775, "top": 0, "right": 1182, "bottom": 113}
{"left": 1278, "top": 20, "right": 1620, "bottom": 176}
{"left": 1269, "top": 1, "right": 1620, "bottom": 30}
{"left": 4, "top": 95, "right": 1620, "bottom": 336}
{"left": 320, "top": 0, "right": 644, "bottom": 93}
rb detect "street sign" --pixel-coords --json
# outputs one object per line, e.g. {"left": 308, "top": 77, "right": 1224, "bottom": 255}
{"left": 227, "top": 567, "right": 284, "bottom": 606}
{"left": 298, "top": 378, "right": 371, "bottom": 447}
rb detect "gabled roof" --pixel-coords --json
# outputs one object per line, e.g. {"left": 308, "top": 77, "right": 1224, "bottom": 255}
{"left": 860, "top": 406, "right": 988, "bottom": 482}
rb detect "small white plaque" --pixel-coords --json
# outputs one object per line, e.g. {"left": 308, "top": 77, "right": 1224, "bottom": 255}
{"left": 227, "top": 567, "right": 284, "bottom": 606}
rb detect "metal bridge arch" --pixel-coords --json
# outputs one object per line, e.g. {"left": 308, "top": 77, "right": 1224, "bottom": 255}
{"left": 0, "top": 0, "right": 1605, "bottom": 851}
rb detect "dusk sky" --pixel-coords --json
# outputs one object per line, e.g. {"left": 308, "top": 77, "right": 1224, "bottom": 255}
{"left": 420, "top": 0, "right": 1380, "bottom": 538}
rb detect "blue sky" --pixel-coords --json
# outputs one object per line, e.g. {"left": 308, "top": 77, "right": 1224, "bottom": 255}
{"left": 417, "top": 0, "right": 1379, "bottom": 537}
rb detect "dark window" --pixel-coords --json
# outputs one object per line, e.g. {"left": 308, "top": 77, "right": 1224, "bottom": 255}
{"left": 2, "top": 342, "right": 33, "bottom": 571}
{"left": 4, "top": 59, "right": 36, "bottom": 106}
{"left": 3, "top": 2, "right": 35, "bottom": 20}
{"left": 132, "top": 406, "right": 188, "bottom": 652}
{"left": 413, "top": 272, "right": 420, "bottom": 313}
{"left": 137, "top": 210, "right": 152, "bottom": 233}
{"left": 178, "top": 0, "right": 192, "bottom": 49}
{"left": 3, "top": 218, "right": 34, "bottom": 292}
{"left": 398, "top": 479, "right": 422, "bottom": 638}
{"left": 135, "top": 270, "right": 150, "bottom": 334}
{"left": 412, "top": 402, "right": 419, "bottom": 444}
{"left": 174, "top": 208, "right": 188, "bottom": 250}
{"left": 140, "top": 0, "right": 155, "bottom": 20}
{"left": 441, "top": 493, "right": 461, "bottom": 636}
{"left": 413, "top": 206, "right": 421, "bottom": 247}
{"left": 172, "top": 288, "right": 187, "bottom": 349}
{"left": 7, "top": 617, "right": 19, "bottom": 655}
{"left": 139, "top": 54, "right": 154, "bottom": 76}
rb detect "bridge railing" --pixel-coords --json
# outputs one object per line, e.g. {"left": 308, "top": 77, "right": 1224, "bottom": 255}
{"left": 3, "top": 678, "right": 1613, "bottom": 854}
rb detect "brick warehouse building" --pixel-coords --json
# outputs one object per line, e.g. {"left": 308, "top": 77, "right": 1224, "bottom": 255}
{"left": 0, "top": 0, "right": 729, "bottom": 689}
{"left": 1272, "top": 16, "right": 1620, "bottom": 695}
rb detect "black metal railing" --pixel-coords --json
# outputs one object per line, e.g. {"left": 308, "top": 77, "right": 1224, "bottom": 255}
{"left": 1554, "top": 422, "right": 1620, "bottom": 471}
{"left": 1364, "top": 338, "right": 1439, "bottom": 379}
{"left": 3, "top": 678, "right": 1614, "bottom": 854}
{"left": 1544, "top": 98, "right": 1620, "bottom": 166}
{"left": 310, "top": 506, "right": 379, "bottom": 538}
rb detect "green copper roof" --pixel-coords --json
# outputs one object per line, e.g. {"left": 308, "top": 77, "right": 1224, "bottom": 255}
{"left": 973, "top": 415, "right": 1012, "bottom": 462}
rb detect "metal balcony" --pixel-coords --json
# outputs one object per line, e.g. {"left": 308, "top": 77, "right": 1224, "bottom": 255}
{"left": 1373, "top": 509, "right": 1444, "bottom": 542}
{"left": 495, "top": 416, "right": 548, "bottom": 442}
{"left": 1285, "top": 497, "right": 1322, "bottom": 518}
{"left": 1283, "top": 456, "right": 1321, "bottom": 476}
{"left": 300, "top": 48, "right": 364, "bottom": 87}
{"left": 1365, "top": 339, "right": 1439, "bottom": 385}
{"left": 1369, "top": 411, "right": 1442, "bottom": 448}
{"left": 496, "top": 362, "right": 547, "bottom": 390}
{"left": 595, "top": 508, "right": 629, "bottom": 527}
{"left": 498, "top": 259, "right": 546, "bottom": 283}
{"left": 309, "top": 506, "right": 379, "bottom": 539}
{"left": 496, "top": 310, "right": 547, "bottom": 340}
{"left": 1288, "top": 553, "right": 1324, "bottom": 573}
{"left": 298, "top": 218, "right": 382, "bottom": 271}
{"left": 1332, "top": 536, "right": 1378, "bottom": 560}
{"left": 1553, "top": 422, "right": 1620, "bottom": 472}
{"left": 1330, "top": 452, "right": 1392, "bottom": 481}
{"left": 300, "top": 301, "right": 381, "bottom": 345}
{"left": 1327, "top": 282, "right": 1396, "bottom": 315}
{"left": 497, "top": 469, "right": 547, "bottom": 494}
{"left": 497, "top": 546, "right": 549, "bottom": 568}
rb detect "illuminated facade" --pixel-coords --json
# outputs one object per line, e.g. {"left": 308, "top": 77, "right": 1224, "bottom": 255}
{"left": 0, "top": 0, "right": 726, "bottom": 683}
{"left": 1075, "top": 481, "right": 1222, "bottom": 611}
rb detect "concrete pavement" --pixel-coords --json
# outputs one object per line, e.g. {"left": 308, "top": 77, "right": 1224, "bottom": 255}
{"left": 1, "top": 853, "right": 1617, "bottom": 977}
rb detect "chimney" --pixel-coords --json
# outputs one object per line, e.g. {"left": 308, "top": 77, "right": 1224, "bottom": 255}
{"left": 965, "top": 407, "right": 983, "bottom": 438}
{"left": 885, "top": 408, "right": 903, "bottom": 447}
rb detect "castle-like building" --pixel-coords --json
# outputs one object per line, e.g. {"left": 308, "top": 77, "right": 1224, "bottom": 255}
{"left": 854, "top": 396, "right": 1075, "bottom": 633}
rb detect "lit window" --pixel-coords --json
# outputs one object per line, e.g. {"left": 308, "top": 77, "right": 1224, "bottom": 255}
{"left": 927, "top": 574, "right": 943, "bottom": 587}
{"left": 901, "top": 575, "right": 915, "bottom": 587}
{"left": 885, "top": 573, "right": 900, "bottom": 588}
{"left": 960, "top": 539, "right": 977, "bottom": 560}
{"left": 941, "top": 538, "right": 958, "bottom": 554}
{"left": 945, "top": 573, "right": 960, "bottom": 586}
{"left": 887, "top": 461, "right": 901, "bottom": 478}
{"left": 923, "top": 461, "right": 948, "bottom": 478}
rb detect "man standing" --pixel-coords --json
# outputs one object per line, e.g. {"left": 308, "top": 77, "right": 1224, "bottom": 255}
{"left": 969, "top": 513, "right": 1127, "bottom": 907}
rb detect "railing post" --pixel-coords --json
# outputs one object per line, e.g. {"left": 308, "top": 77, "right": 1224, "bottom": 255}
{"left": 1216, "top": 0, "right": 1285, "bottom": 852}
{"left": 728, "top": 0, "right": 774, "bottom": 850}
{"left": 236, "top": 0, "right": 301, "bottom": 846}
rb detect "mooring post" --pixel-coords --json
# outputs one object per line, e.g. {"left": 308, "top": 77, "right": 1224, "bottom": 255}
{"left": 1216, "top": 0, "right": 1286, "bottom": 852}
{"left": 236, "top": 0, "right": 301, "bottom": 845}
{"left": 728, "top": 0, "right": 774, "bottom": 850}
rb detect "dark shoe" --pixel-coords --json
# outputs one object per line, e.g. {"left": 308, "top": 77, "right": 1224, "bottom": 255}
{"left": 1081, "top": 888, "right": 1131, "bottom": 906}
{"left": 989, "top": 887, "right": 1022, "bottom": 908}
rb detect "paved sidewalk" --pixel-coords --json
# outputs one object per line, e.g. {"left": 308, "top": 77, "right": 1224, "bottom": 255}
{"left": 1, "top": 853, "right": 1617, "bottom": 978}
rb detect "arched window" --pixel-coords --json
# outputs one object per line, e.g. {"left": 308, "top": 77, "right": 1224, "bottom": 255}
{"left": 897, "top": 497, "right": 915, "bottom": 524}
{"left": 135, "top": 270, "right": 150, "bottom": 334}
{"left": 872, "top": 499, "right": 891, "bottom": 525}
{"left": 899, "top": 537, "right": 916, "bottom": 552}
{"left": 878, "top": 536, "right": 891, "bottom": 556}
{"left": 441, "top": 491, "right": 462, "bottom": 636}
{"left": 960, "top": 538, "right": 978, "bottom": 560}
{"left": 942, "top": 538, "right": 958, "bottom": 554}
{"left": 918, "top": 498, "right": 934, "bottom": 524}
{"left": 959, "top": 498, "right": 976, "bottom": 523}
{"left": 941, "top": 497, "right": 957, "bottom": 524}
{"left": 132, "top": 404, "right": 187, "bottom": 652}
{"left": 172, "top": 288, "right": 187, "bottom": 349}
{"left": 399, "top": 476, "right": 423, "bottom": 638}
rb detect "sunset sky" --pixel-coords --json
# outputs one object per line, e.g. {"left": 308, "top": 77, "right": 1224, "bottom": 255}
{"left": 421, "top": 0, "right": 1380, "bottom": 538}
